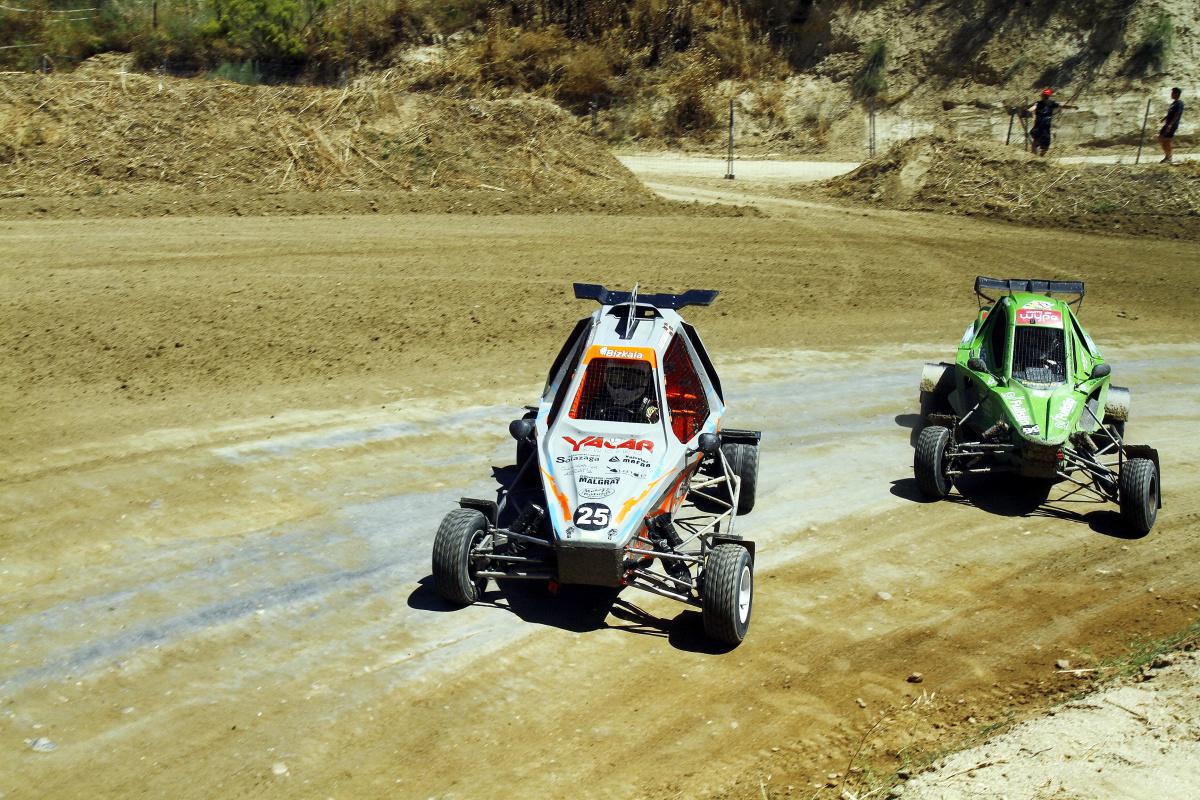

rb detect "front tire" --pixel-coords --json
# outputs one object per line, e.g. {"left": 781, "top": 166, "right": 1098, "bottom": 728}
{"left": 432, "top": 509, "right": 490, "bottom": 606}
{"left": 702, "top": 544, "right": 753, "bottom": 645}
{"left": 915, "top": 425, "right": 953, "bottom": 499}
{"left": 1119, "top": 458, "right": 1158, "bottom": 535}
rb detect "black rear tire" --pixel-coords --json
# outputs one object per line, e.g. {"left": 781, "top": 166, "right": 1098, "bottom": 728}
{"left": 914, "top": 425, "right": 952, "bottom": 499}
{"left": 1118, "top": 458, "right": 1158, "bottom": 535}
{"left": 702, "top": 544, "right": 753, "bottom": 645}
{"left": 723, "top": 442, "right": 758, "bottom": 515}
{"left": 432, "top": 509, "right": 490, "bottom": 606}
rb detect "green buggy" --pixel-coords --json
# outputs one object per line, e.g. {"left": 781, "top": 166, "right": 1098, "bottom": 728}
{"left": 915, "top": 277, "right": 1161, "bottom": 534}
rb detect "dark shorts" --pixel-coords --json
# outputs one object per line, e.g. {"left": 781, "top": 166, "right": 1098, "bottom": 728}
{"left": 1159, "top": 125, "right": 1177, "bottom": 139}
{"left": 1031, "top": 128, "right": 1052, "bottom": 149}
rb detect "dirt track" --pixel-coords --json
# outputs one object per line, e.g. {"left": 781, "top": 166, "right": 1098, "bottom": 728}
{"left": 3, "top": 194, "right": 1200, "bottom": 798}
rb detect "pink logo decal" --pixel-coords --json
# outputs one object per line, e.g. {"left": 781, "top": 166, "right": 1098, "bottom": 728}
{"left": 1016, "top": 308, "right": 1063, "bottom": 327}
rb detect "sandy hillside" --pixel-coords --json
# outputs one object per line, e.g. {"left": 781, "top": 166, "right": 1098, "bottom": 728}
{"left": 723, "top": 0, "right": 1200, "bottom": 157}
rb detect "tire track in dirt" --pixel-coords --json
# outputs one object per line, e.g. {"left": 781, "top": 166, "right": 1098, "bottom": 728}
{"left": 2, "top": 344, "right": 1197, "bottom": 799}
{"left": 4, "top": 201, "right": 1199, "bottom": 797}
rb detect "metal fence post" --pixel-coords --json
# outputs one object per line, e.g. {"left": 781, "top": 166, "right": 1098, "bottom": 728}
{"left": 1135, "top": 97, "right": 1152, "bottom": 165}
{"left": 868, "top": 97, "right": 877, "bottom": 158}
{"left": 724, "top": 98, "right": 735, "bottom": 180}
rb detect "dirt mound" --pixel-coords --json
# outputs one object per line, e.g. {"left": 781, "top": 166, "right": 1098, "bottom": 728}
{"left": 903, "top": 647, "right": 1200, "bottom": 800}
{"left": 0, "top": 56, "right": 668, "bottom": 217}
{"left": 825, "top": 136, "right": 1200, "bottom": 239}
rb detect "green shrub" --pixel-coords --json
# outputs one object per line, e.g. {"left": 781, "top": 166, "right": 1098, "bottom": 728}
{"left": 209, "top": 60, "right": 265, "bottom": 84}
{"left": 853, "top": 38, "right": 887, "bottom": 99}
{"left": 1126, "top": 12, "right": 1173, "bottom": 74}
{"left": 220, "top": 0, "right": 324, "bottom": 64}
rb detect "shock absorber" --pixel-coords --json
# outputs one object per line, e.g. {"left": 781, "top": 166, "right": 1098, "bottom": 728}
{"left": 513, "top": 503, "right": 545, "bottom": 538}
{"left": 647, "top": 512, "right": 683, "bottom": 549}
{"left": 980, "top": 420, "right": 1009, "bottom": 441}
{"left": 646, "top": 513, "right": 690, "bottom": 585}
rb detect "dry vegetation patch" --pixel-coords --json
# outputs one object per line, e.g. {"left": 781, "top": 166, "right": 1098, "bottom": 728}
{"left": 824, "top": 136, "right": 1200, "bottom": 239}
{"left": 0, "top": 54, "right": 678, "bottom": 217}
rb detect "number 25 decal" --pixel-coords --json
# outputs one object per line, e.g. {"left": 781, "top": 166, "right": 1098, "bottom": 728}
{"left": 573, "top": 503, "right": 611, "bottom": 531}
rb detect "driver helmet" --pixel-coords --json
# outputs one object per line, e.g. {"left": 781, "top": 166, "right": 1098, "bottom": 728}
{"left": 603, "top": 362, "right": 647, "bottom": 406}
{"left": 1042, "top": 88, "right": 1053, "bottom": 97}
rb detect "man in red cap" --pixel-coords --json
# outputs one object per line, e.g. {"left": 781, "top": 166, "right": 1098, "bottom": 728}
{"left": 1026, "top": 88, "right": 1078, "bottom": 156}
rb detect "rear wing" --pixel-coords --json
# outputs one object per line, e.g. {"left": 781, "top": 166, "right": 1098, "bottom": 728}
{"left": 974, "top": 276, "right": 1084, "bottom": 311}
{"left": 574, "top": 282, "right": 718, "bottom": 310}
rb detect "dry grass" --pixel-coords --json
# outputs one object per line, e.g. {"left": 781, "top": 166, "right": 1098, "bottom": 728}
{"left": 825, "top": 136, "right": 1200, "bottom": 239}
{"left": 0, "top": 54, "right": 656, "bottom": 208}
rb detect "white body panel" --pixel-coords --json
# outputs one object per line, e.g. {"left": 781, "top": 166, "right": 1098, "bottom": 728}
{"left": 534, "top": 304, "right": 726, "bottom": 552}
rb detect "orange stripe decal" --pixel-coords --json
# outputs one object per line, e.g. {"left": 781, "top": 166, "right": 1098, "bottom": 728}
{"left": 540, "top": 468, "right": 571, "bottom": 520}
{"left": 616, "top": 474, "right": 666, "bottom": 524}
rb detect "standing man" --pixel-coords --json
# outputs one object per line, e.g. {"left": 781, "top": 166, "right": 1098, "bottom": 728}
{"left": 1158, "top": 87, "right": 1184, "bottom": 164}
{"left": 1027, "top": 88, "right": 1078, "bottom": 156}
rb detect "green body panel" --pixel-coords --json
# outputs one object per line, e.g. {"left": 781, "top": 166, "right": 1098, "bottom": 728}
{"left": 946, "top": 292, "right": 1110, "bottom": 476}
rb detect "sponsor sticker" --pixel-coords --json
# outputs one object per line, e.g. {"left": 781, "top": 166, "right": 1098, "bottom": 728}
{"left": 610, "top": 454, "right": 651, "bottom": 468}
{"left": 600, "top": 452, "right": 652, "bottom": 478}
{"left": 959, "top": 322, "right": 976, "bottom": 346}
{"left": 555, "top": 453, "right": 600, "bottom": 465}
{"left": 1003, "top": 391, "right": 1034, "bottom": 426}
{"left": 1051, "top": 397, "right": 1077, "bottom": 428}
{"left": 585, "top": 344, "right": 657, "bottom": 366}
{"left": 1016, "top": 307, "right": 1063, "bottom": 327}
{"left": 605, "top": 466, "right": 649, "bottom": 479}
{"left": 578, "top": 474, "right": 620, "bottom": 498}
{"left": 553, "top": 452, "right": 605, "bottom": 476}
{"left": 563, "top": 435, "right": 654, "bottom": 453}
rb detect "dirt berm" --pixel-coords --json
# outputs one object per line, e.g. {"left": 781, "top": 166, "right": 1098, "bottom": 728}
{"left": 0, "top": 55, "right": 694, "bottom": 218}
{"left": 823, "top": 136, "right": 1200, "bottom": 240}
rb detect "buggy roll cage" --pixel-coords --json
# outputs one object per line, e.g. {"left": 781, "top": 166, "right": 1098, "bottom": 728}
{"left": 567, "top": 281, "right": 725, "bottom": 400}
{"left": 974, "top": 276, "right": 1085, "bottom": 312}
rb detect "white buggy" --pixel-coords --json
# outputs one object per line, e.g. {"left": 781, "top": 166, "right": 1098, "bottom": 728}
{"left": 432, "top": 284, "right": 761, "bottom": 644}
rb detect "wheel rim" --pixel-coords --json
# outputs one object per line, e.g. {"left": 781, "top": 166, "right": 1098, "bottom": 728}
{"left": 1148, "top": 475, "right": 1158, "bottom": 518}
{"left": 737, "top": 565, "right": 752, "bottom": 624}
